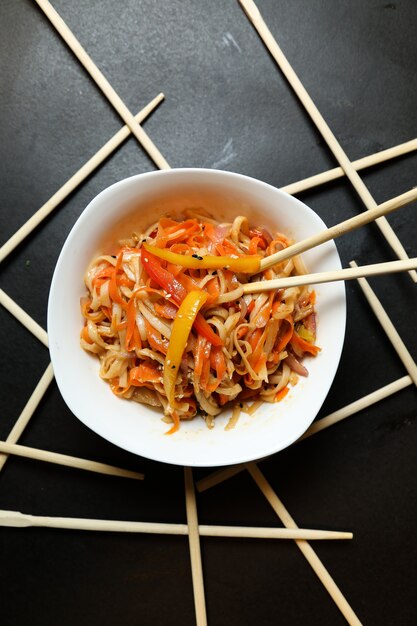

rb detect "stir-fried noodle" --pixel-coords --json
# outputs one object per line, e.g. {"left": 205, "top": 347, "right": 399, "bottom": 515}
{"left": 80, "top": 211, "right": 320, "bottom": 432}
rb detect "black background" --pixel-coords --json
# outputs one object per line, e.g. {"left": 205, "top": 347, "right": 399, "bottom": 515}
{"left": 1, "top": 1, "right": 417, "bottom": 624}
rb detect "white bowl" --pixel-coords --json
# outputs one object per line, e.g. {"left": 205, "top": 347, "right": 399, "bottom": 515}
{"left": 48, "top": 169, "right": 346, "bottom": 467}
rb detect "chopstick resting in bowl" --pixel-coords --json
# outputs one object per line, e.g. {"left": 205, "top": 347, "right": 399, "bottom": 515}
{"left": 243, "top": 257, "right": 417, "bottom": 294}
{"left": 259, "top": 186, "right": 417, "bottom": 272}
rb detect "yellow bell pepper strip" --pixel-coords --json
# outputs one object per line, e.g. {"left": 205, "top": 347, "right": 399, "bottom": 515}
{"left": 296, "top": 324, "right": 315, "bottom": 344}
{"left": 163, "top": 290, "right": 209, "bottom": 409}
{"left": 142, "top": 242, "right": 261, "bottom": 273}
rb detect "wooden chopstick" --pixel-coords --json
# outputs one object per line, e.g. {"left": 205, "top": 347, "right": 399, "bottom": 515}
{"left": 239, "top": 0, "right": 416, "bottom": 282}
{"left": 0, "top": 317, "right": 145, "bottom": 481}
{"left": 0, "top": 93, "right": 164, "bottom": 264}
{"left": 0, "top": 299, "right": 53, "bottom": 473}
{"left": 0, "top": 440, "right": 144, "bottom": 481}
{"left": 282, "top": 138, "right": 417, "bottom": 195}
{"left": 350, "top": 261, "right": 417, "bottom": 386}
{"left": 0, "top": 364, "right": 54, "bottom": 472}
{"left": 299, "top": 375, "right": 413, "bottom": 440}
{"left": 184, "top": 467, "right": 208, "bottom": 626}
{"left": 0, "top": 508, "right": 352, "bottom": 540}
{"left": 0, "top": 289, "right": 49, "bottom": 347}
{"left": 196, "top": 465, "right": 247, "bottom": 493}
{"left": 0, "top": 362, "right": 144, "bottom": 482}
{"left": 196, "top": 374, "right": 412, "bottom": 493}
{"left": 0, "top": 293, "right": 146, "bottom": 483}
{"left": 245, "top": 463, "right": 362, "bottom": 625}
{"left": 259, "top": 186, "right": 417, "bottom": 272}
{"left": 243, "top": 258, "right": 417, "bottom": 294}
{"left": 35, "top": 0, "right": 170, "bottom": 170}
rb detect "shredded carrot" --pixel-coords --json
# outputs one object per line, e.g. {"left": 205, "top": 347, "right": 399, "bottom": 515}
{"left": 217, "top": 393, "right": 231, "bottom": 406}
{"left": 290, "top": 330, "right": 321, "bottom": 356}
{"left": 109, "top": 252, "right": 125, "bottom": 306}
{"left": 249, "top": 327, "right": 268, "bottom": 373}
{"left": 275, "top": 386, "right": 289, "bottom": 402}
{"left": 80, "top": 325, "right": 93, "bottom": 344}
{"left": 129, "top": 361, "right": 162, "bottom": 385}
{"left": 91, "top": 265, "right": 114, "bottom": 291}
{"left": 275, "top": 317, "right": 294, "bottom": 353}
{"left": 81, "top": 298, "right": 105, "bottom": 322}
{"left": 165, "top": 411, "right": 181, "bottom": 435}
{"left": 144, "top": 318, "right": 169, "bottom": 355}
{"left": 109, "top": 377, "right": 130, "bottom": 395}
{"left": 177, "top": 272, "right": 201, "bottom": 294}
{"left": 200, "top": 348, "right": 212, "bottom": 391}
{"left": 248, "top": 236, "right": 264, "bottom": 254}
{"left": 126, "top": 299, "right": 141, "bottom": 351}
{"left": 267, "top": 235, "right": 289, "bottom": 256}
{"left": 166, "top": 262, "right": 182, "bottom": 276}
{"left": 101, "top": 306, "right": 112, "bottom": 319}
{"left": 272, "top": 298, "right": 282, "bottom": 315}
{"left": 205, "top": 277, "right": 220, "bottom": 303}
{"left": 252, "top": 353, "right": 267, "bottom": 374}
{"left": 117, "top": 275, "right": 135, "bottom": 288}
{"left": 155, "top": 218, "right": 200, "bottom": 248}
{"left": 207, "top": 347, "right": 226, "bottom": 391}
{"left": 249, "top": 328, "right": 263, "bottom": 352}
{"left": 154, "top": 300, "right": 178, "bottom": 319}
{"left": 252, "top": 292, "right": 274, "bottom": 327}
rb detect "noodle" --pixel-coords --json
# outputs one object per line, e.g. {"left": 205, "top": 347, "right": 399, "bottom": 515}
{"left": 80, "top": 213, "right": 320, "bottom": 431}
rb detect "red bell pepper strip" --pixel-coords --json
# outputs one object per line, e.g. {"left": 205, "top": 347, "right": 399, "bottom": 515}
{"left": 140, "top": 247, "right": 223, "bottom": 347}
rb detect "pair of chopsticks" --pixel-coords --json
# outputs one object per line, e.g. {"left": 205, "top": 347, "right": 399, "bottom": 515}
{"left": 239, "top": 0, "right": 416, "bottom": 286}
{"left": 242, "top": 186, "right": 417, "bottom": 294}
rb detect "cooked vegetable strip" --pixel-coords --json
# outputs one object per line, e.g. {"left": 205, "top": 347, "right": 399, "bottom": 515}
{"left": 143, "top": 242, "right": 261, "bottom": 273}
{"left": 164, "top": 291, "right": 208, "bottom": 409}
{"left": 80, "top": 212, "right": 319, "bottom": 432}
{"left": 140, "top": 248, "right": 223, "bottom": 347}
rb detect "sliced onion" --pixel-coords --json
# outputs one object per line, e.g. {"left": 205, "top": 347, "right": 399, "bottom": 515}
{"left": 263, "top": 319, "right": 280, "bottom": 356}
{"left": 132, "top": 387, "right": 162, "bottom": 407}
{"left": 212, "top": 224, "right": 230, "bottom": 243}
{"left": 216, "top": 383, "right": 242, "bottom": 397}
{"left": 259, "top": 227, "right": 273, "bottom": 245}
{"left": 285, "top": 353, "right": 308, "bottom": 377}
{"left": 294, "top": 304, "right": 314, "bottom": 323}
{"left": 303, "top": 312, "right": 317, "bottom": 336}
{"left": 136, "top": 310, "right": 147, "bottom": 341}
{"left": 195, "top": 390, "right": 222, "bottom": 416}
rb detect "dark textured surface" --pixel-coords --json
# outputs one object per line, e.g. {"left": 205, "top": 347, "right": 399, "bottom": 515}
{"left": 1, "top": 1, "right": 417, "bottom": 624}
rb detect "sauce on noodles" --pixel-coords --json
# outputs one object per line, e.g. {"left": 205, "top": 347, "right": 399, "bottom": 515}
{"left": 80, "top": 210, "right": 320, "bottom": 432}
